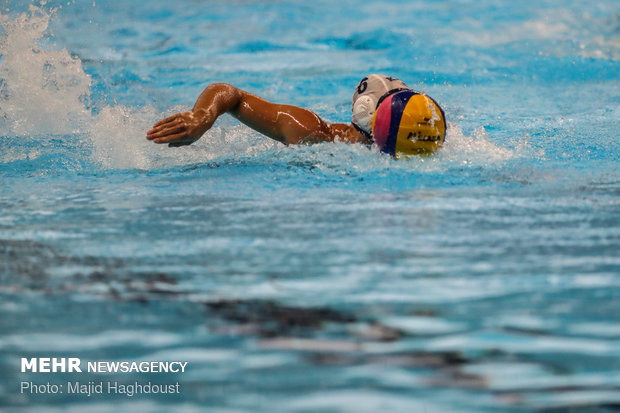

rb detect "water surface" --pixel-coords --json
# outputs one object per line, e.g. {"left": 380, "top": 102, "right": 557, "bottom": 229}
{"left": 1, "top": 0, "right": 619, "bottom": 411}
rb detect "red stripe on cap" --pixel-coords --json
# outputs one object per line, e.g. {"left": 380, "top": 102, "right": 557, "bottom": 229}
{"left": 372, "top": 94, "right": 393, "bottom": 149}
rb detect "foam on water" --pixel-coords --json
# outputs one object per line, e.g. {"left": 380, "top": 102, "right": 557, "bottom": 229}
{"left": 0, "top": 5, "right": 90, "bottom": 136}
{"left": 0, "top": 5, "right": 523, "bottom": 173}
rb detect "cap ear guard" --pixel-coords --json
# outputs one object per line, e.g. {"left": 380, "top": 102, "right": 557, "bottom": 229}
{"left": 351, "top": 95, "right": 376, "bottom": 135}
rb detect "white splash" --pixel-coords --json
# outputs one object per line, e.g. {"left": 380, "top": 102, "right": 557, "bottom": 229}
{"left": 440, "top": 123, "right": 519, "bottom": 164}
{"left": 0, "top": 5, "right": 91, "bottom": 136}
{"left": 0, "top": 6, "right": 267, "bottom": 170}
{"left": 87, "top": 105, "right": 156, "bottom": 170}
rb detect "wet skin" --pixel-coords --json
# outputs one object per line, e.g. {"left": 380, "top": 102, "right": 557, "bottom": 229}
{"left": 146, "top": 83, "right": 369, "bottom": 147}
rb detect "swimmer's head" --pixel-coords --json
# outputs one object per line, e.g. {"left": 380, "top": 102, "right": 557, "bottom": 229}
{"left": 351, "top": 74, "right": 408, "bottom": 135}
{"left": 371, "top": 90, "right": 446, "bottom": 156}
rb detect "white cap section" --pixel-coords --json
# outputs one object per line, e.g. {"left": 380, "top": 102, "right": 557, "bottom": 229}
{"left": 351, "top": 74, "right": 408, "bottom": 134}
{"left": 351, "top": 95, "right": 375, "bottom": 135}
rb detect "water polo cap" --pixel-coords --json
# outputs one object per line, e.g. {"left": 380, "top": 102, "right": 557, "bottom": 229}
{"left": 351, "top": 74, "right": 408, "bottom": 136}
{"left": 371, "top": 90, "right": 446, "bottom": 156}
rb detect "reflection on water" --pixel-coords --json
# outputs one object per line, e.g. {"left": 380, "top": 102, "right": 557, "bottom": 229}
{"left": 1, "top": 0, "right": 619, "bottom": 412}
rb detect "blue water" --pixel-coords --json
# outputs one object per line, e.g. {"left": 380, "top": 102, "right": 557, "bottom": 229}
{"left": 1, "top": 0, "right": 619, "bottom": 412}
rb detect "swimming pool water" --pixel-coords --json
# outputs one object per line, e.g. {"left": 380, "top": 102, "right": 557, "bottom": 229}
{"left": 1, "top": 0, "right": 619, "bottom": 412}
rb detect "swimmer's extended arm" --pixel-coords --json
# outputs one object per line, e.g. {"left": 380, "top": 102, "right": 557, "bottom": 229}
{"left": 146, "top": 83, "right": 366, "bottom": 147}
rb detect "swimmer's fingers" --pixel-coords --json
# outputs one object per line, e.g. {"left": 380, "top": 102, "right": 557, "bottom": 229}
{"left": 147, "top": 117, "right": 183, "bottom": 140}
{"left": 147, "top": 111, "right": 210, "bottom": 147}
{"left": 151, "top": 113, "right": 184, "bottom": 129}
{"left": 148, "top": 129, "right": 186, "bottom": 142}
{"left": 147, "top": 112, "right": 192, "bottom": 139}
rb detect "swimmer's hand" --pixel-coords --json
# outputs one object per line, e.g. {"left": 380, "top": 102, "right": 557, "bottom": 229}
{"left": 146, "top": 110, "right": 213, "bottom": 147}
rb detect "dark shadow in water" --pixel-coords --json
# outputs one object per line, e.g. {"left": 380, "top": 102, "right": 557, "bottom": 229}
{"left": 3, "top": 238, "right": 620, "bottom": 412}
{"left": 205, "top": 298, "right": 355, "bottom": 338}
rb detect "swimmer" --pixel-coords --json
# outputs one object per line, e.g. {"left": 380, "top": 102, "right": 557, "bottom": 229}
{"left": 146, "top": 74, "right": 446, "bottom": 155}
